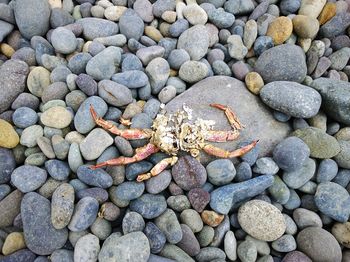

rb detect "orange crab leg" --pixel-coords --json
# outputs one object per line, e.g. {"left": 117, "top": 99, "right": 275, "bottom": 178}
{"left": 90, "top": 143, "right": 159, "bottom": 169}
{"left": 90, "top": 105, "right": 152, "bottom": 139}
{"left": 210, "top": 103, "right": 244, "bottom": 130}
{"left": 204, "top": 130, "right": 240, "bottom": 142}
{"left": 137, "top": 156, "right": 178, "bottom": 182}
{"left": 202, "top": 140, "right": 258, "bottom": 158}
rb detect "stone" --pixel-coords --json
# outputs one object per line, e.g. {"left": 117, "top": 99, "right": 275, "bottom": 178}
{"left": 119, "top": 9, "right": 144, "bottom": 41}
{"left": 0, "top": 249, "right": 36, "bottom": 261}
{"left": 245, "top": 72, "right": 264, "bottom": 95}
{"left": 334, "top": 140, "right": 350, "bottom": 169}
{"left": 11, "top": 165, "right": 47, "bottom": 193}
{"left": 183, "top": 4, "right": 208, "bottom": 25}
{"left": 188, "top": 188, "right": 210, "bottom": 213}
{"left": 74, "top": 233, "right": 100, "bottom": 262}
{"left": 224, "top": 0, "right": 254, "bottom": 15}
{"left": 51, "top": 27, "right": 77, "bottom": 54}
{"left": 155, "top": 209, "right": 182, "bottom": 244}
{"left": 318, "top": 2, "right": 336, "bottom": 25}
{"left": 272, "top": 235, "right": 296, "bottom": 253}
{"left": 0, "top": 120, "right": 19, "bottom": 149}
{"left": 237, "top": 240, "right": 257, "bottom": 262}
{"left": 273, "top": 136, "right": 310, "bottom": 172}
{"left": 319, "top": 12, "right": 350, "bottom": 38}
{"left": 2, "top": 232, "right": 26, "bottom": 255}
{"left": 253, "top": 157, "right": 279, "bottom": 175}
{"left": 282, "top": 158, "right": 316, "bottom": 189}
{"left": 0, "top": 20, "right": 13, "bottom": 42}
{"left": 293, "top": 208, "right": 322, "bottom": 229}
{"left": 104, "top": 6, "right": 127, "bottom": 22}
{"left": 328, "top": 47, "right": 350, "bottom": 70}
{"left": 114, "top": 181, "right": 145, "bottom": 201}
{"left": 297, "top": 227, "right": 341, "bottom": 262}
{"left": 159, "top": 244, "right": 195, "bottom": 262}
{"left": 68, "top": 197, "right": 99, "bottom": 232}
{"left": 177, "top": 25, "right": 209, "bottom": 61}
{"left": 12, "top": 107, "right": 38, "bottom": 129}
{"left": 260, "top": 81, "right": 321, "bottom": 118}
{"left": 316, "top": 159, "right": 338, "bottom": 183}
{"left": 208, "top": 8, "right": 235, "bottom": 29}
{"left": 314, "top": 182, "right": 350, "bottom": 222}
{"left": 75, "top": 73, "right": 97, "bottom": 96}
{"left": 27, "top": 67, "right": 51, "bottom": 98}
{"left": 298, "top": 0, "right": 326, "bottom": 18}
{"left": 210, "top": 175, "right": 274, "bottom": 214}
{"left": 0, "top": 60, "right": 29, "bottom": 113}
{"left": 292, "top": 127, "right": 340, "bottom": 158}
{"left": 133, "top": 0, "right": 153, "bottom": 22}
{"left": 21, "top": 192, "right": 67, "bottom": 255}
{"left": 79, "top": 128, "right": 113, "bottom": 160}
{"left": 268, "top": 175, "right": 290, "bottom": 204}
{"left": 167, "top": 195, "right": 191, "bottom": 212}
{"left": 145, "top": 57, "right": 170, "bottom": 94}
{"left": 40, "top": 106, "right": 72, "bottom": 129}
{"left": 14, "top": 0, "right": 50, "bottom": 39}
{"left": 179, "top": 61, "right": 208, "bottom": 83}
{"left": 98, "top": 80, "right": 133, "bottom": 107}
{"left": 45, "top": 160, "right": 70, "bottom": 180}
{"left": 292, "top": 15, "right": 319, "bottom": 39}
{"left": 130, "top": 194, "right": 167, "bottom": 219}
{"left": 206, "top": 159, "right": 236, "bottom": 186}
{"left": 86, "top": 46, "right": 121, "bottom": 81}
{"left": 266, "top": 17, "right": 293, "bottom": 45}
{"left": 332, "top": 222, "right": 350, "bottom": 248}
{"left": 238, "top": 200, "right": 286, "bottom": 241}
{"left": 51, "top": 183, "right": 75, "bottom": 229}
{"left": 77, "top": 18, "right": 118, "bottom": 40}
{"left": 255, "top": 44, "right": 307, "bottom": 83}
{"left": 143, "top": 222, "right": 166, "bottom": 254}
{"left": 171, "top": 155, "right": 207, "bottom": 191}
{"left": 68, "top": 53, "right": 92, "bottom": 74}
{"left": 311, "top": 78, "right": 350, "bottom": 125}
{"left": 165, "top": 76, "right": 291, "bottom": 163}
{"left": 281, "top": 251, "right": 312, "bottom": 262}
{"left": 112, "top": 70, "right": 148, "bottom": 88}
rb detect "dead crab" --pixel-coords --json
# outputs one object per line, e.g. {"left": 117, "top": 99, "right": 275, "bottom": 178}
{"left": 89, "top": 103, "right": 258, "bottom": 182}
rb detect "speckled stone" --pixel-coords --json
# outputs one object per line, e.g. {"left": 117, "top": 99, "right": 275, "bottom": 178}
{"left": 238, "top": 200, "right": 286, "bottom": 241}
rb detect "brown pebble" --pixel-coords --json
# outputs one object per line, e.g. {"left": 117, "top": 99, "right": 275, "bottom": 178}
{"left": 318, "top": 2, "right": 337, "bottom": 25}
{"left": 245, "top": 72, "right": 264, "bottom": 95}
{"left": 0, "top": 43, "right": 15, "bottom": 58}
{"left": 201, "top": 210, "right": 224, "bottom": 227}
{"left": 266, "top": 16, "right": 293, "bottom": 45}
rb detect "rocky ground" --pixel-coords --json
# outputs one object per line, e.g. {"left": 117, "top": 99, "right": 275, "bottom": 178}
{"left": 0, "top": 0, "right": 350, "bottom": 261}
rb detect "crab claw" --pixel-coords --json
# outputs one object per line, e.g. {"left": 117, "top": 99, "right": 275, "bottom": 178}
{"left": 210, "top": 103, "right": 244, "bottom": 130}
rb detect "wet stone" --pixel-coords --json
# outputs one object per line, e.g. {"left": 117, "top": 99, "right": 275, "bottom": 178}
{"left": 145, "top": 170, "right": 172, "bottom": 194}
{"left": 11, "top": 165, "right": 47, "bottom": 193}
{"left": 21, "top": 192, "right": 68, "bottom": 255}
{"left": 77, "top": 165, "right": 113, "bottom": 189}
{"left": 130, "top": 193, "right": 167, "bottom": 219}
{"left": 45, "top": 159, "right": 70, "bottom": 181}
{"left": 143, "top": 222, "right": 166, "bottom": 254}
{"left": 68, "top": 196, "right": 99, "bottom": 232}
{"left": 125, "top": 161, "right": 153, "bottom": 180}
{"left": 115, "top": 181, "right": 145, "bottom": 201}
{"left": 155, "top": 209, "right": 183, "bottom": 244}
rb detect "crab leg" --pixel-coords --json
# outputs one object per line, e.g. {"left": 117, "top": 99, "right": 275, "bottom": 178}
{"left": 90, "top": 105, "right": 152, "bottom": 139}
{"left": 90, "top": 143, "right": 159, "bottom": 169}
{"left": 204, "top": 130, "right": 240, "bottom": 142}
{"left": 137, "top": 156, "right": 178, "bottom": 182}
{"left": 202, "top": 140, "right": 258, "bottom": 158}
{"left": 210, "top": 103, "right": 244, "bottom": 130}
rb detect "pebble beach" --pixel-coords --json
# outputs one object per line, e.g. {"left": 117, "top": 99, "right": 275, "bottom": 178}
{"left": 0, "top": 0, "right": 350, "bottom": 261}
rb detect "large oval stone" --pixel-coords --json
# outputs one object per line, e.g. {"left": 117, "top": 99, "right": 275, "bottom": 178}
{"left": 21, "top": 192, "right": 68, "bottom": 255}
{"left": 260, "top": 81, "right": 321, "bottom": 118}
{"left": 254, "top": 44, "right": 307, "bottom": 83}
{"left": 165, "top": 76, "right": 291, "bottom": 164}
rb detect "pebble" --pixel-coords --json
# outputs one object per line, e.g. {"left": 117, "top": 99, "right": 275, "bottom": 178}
{"left": 112, "top": 70, "right": 148, "bottom": 89}
{"left": 255, "top": 44, "right": 307, "bottom": 83}
{"left": 51, "top": 183, "right": 75, "bottom": 229}
{"left": 21, "top": 192, "right": 68, "bottom": 255}
{"left": 293, "top": 208, "right": 322, "bottom": 229}
{"left": 281, "top": 251, "right": 312, "bottom": 262}
{"left": 316, "top": 159, "right": 338, "bottom": 183}
{"left": 292, "top": 15, "right": 319, "bottom": 39}
{"left": 0, "top": 249, "right": 36, "bottom": 262}
{"left": 169, "top": 19, "right": 189, "bottom": 38}
{"left": 177, "top": 25, "right": 209, "bottom": 61}
{"left": 0, "top": 60, "right": 29, "bottom": 114}
{"left": 210, "top": 175, "right": 274, "bottom": 214}
{"left": 224, "top": 0, "right": 254, "bottom": 15}
{"left": 40, "top": 106, "right": 72, "bottom": 129}
{"left": 177, "top": 223, "right": 200, "bottom": 256}
{"left": 133, "top": 0, "right": 153, "bottom": 22}
{"left": 188, "top": 188, "right": 210, "bottom": 213}
{"left": 167, "top": 195, "right": 191, "bottom": 212}
{"left": 245, "top": 72, "right": 264, "bottom": 95}
{"left": 238, "top": 200, "right": 286, "bottom": 241}
{"left": 273, "top": 136, "right": 310, "bottom": 172}
{"left": 14, "top": 0, "right": 50, "bottom": 39}
{"left": 11, "top": 165, "right": 47, "bottom": 193}
{"left": 74, "top": 96, "right": 108, "bottom": 134}
{"left": 237, "top": 240, "right": 257, "bottom": 262}
{"left": 12, "top": 107, "right": 38, "bottom": 129}
{"left": 98, "top": 80, "right": 133, "bottom": 107}
{"left": 292, "top": 127, "right": 340, "bottom": 158}
{"left": 130, "top": 193, "right": 167, "bottom": 219}
{"left": 77, "top": 165, "right": 113, "bottom": 188}
{"left": 334, "top": 140, "right": 350, "bottom": 169}
{"left": 0, "top": 149, "right": 15, "bottom": 185}
{"left": 331, "top": 222, "right": 350, "bottom": 248}
{"left": 206, "top": 159, "right": 236, "bottom": 186}
{"left": 266, "top": 16, "right": 293, "bottom": 45}
{"left": 282, "top": 158, "right": 316, "bottom": 189}
{"left": 119, "top": 9, "right": 144, "bottom": 41}
{"left": 208, "top": 8, "right": 235, "bottom": 29}
{"left": 77, "top": 17, "right": 119, "bottom": 40}
{"left": 122, "top": 211, "right": 145, "bottom": 234}
{"left": 145, "top": 57, "right": 170, "bottom": 94}
{"left": 0, "top": 120, "right": 19, "bottom": 149}
{"left": 159, "top": 244, "right": 194, "bottom": 262}
{"left": 158, "top": 85, "right": 177, "bottom": 103}
{"left": 272, "top": 234, "right": 296, "bottom": 253}
{"left": 227, "top": 35, "right": 247, "bottom": 60}
{"left": 79, "top": 128, "right": 113, "bottom": 160}
{"left": 171, "top": 155, "right": 207, "bottom": 191}
{"left": 299, "top": 0, "right": 326, "bottom": 18}
{"left": 201, "top": 210, "right": 225, "bottom": 227}
{"left": 145, "top": 170, "right": 172, "bottom": 194}
{"left": 104, "top": 6, "right": 127, "bottom": 22}
{"left": 311, "top": 77, "right": 350, "bottom": 125}
{"left": 27, "top": 67, "right": 51, "bottom": 97}
{"left": 75, "top": 73, "right": 97, "bottom": 96}
{"left": 196, "top": 247, "right": 226, "bottom": 262}
{"left": 74, "top": 233, "right": 100, "bottom": 262}
{"left": 183, "top": 4, "right": 208, "bottom": 25}
{"left": 51, "top": 249, "right": 74, "bottom": 262}
{"left": 155, "top": 209, "right": 182, "bottom": 244}
{"left": 180, "top": 209, "right": 203, "bottom": 233}
{"left": 45, "top": 160, "right": 70, "bottom": 180}
{"left": 115, "top": 181, "right": 145, "bottom": 201}
{"left": 297, "top": 227, "right": 341, "bottom": 262}
{"left": 76, "top": 187, "right": 108, "bottom": 204}
{"left": 11, "top": 93, "right": 40, "bottom": 111}
{"left": 51, "top": 27, "right": 77, "bottom": 54}
{"left": 318, "top": 2, "right": 336, "bottom": 25}
{"left": 68, "top": 196, "right": 99, "bottom": 232}
{"left": 268, "top": 175, "right": 290, "bottom": 204}
{"left": 2, "top": 232, "right": 26, "bottom": 255}
{"left": 67, "top": 53, "right": 92, "bottom": 75}
{"left": 253, "top": 157, "right": 279, "bottom": 175}
{"left": 179, "top": 61, "right": 208, "bottom": 83}
{"left": 143, "top": 222, "right": 166, "bottom": 254}
{"left": 314, "top": 182, "right": 350, "bottom": 222}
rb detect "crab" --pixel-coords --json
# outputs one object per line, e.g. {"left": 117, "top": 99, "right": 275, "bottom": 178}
{"left": 89, "top": 103, "right": 258, "bottom": 182}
